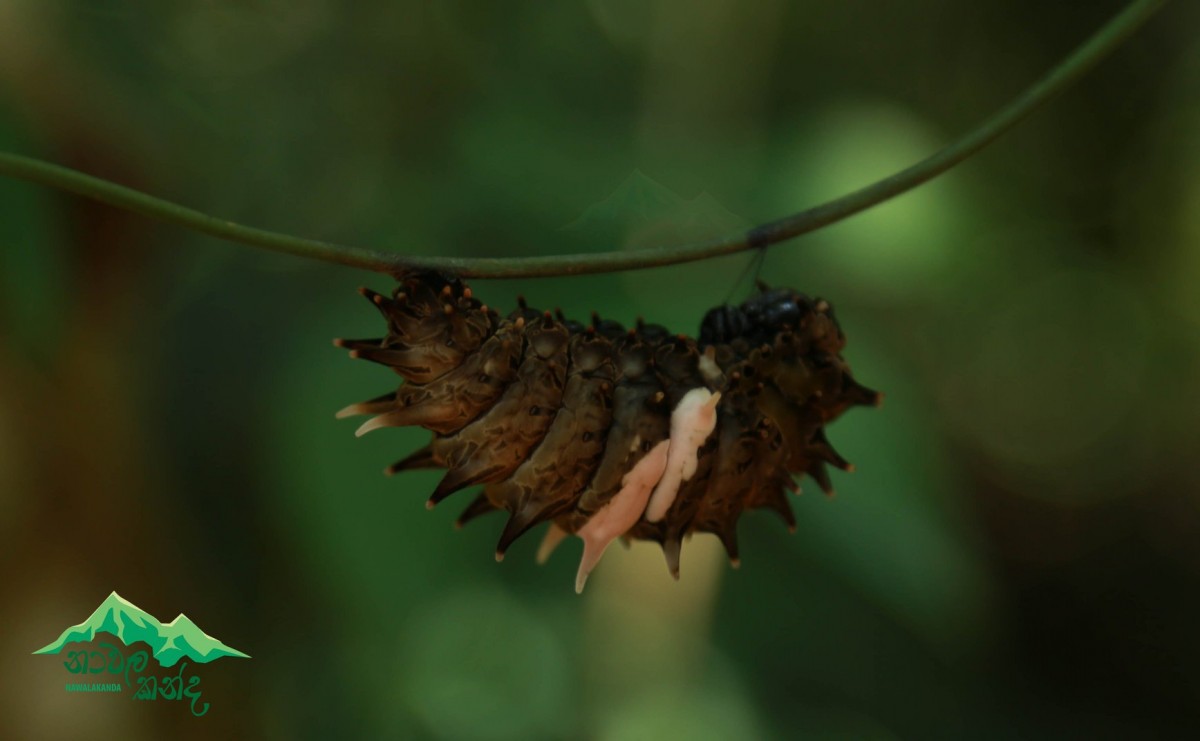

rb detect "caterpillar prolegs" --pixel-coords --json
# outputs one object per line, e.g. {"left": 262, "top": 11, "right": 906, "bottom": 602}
{"left": 335, "top": 273, "right": 881, "bottom": 592}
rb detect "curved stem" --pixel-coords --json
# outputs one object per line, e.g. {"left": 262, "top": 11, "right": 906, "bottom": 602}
{"left": 0, "top": 0, "right": 1168, "bottom": 280}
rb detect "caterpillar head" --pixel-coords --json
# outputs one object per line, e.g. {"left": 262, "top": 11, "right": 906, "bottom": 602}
{"left": 700, "top": 286, "right": 847, "bottom": 356}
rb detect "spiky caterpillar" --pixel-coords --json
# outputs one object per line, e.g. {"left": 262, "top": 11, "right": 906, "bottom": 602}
{"left": 335, "top": 272, "right": 881, "bottom": 591}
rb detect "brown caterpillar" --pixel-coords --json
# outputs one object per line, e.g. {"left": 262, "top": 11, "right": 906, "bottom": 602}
{"left": 335, "top": 272, "right": 880, "bottom": 591}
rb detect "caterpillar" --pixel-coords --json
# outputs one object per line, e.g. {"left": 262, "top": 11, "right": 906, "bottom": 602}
{"left": 335, "top": 272, "right": 880, "bottom": 592}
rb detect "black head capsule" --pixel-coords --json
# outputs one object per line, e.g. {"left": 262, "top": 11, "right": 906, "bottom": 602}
{"left": 700, "top": 304, "right": 750, "bottom": 345}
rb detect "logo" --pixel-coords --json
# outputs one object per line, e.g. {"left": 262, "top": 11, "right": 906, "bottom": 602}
{"left": 33, "top": 591, "right": 249, "bottom": 716}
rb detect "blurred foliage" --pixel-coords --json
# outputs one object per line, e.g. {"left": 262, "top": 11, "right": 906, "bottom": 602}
{"left": 1, "top": 0, "right": 1198, "bottom": 739}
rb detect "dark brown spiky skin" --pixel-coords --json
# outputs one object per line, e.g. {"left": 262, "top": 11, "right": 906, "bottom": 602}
{"left": 337, "top": 272, "right": 880, "bottom": 577}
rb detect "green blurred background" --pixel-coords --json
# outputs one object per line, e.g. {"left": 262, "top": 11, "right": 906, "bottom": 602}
{"left": 1, "top": 1, "right": 1198, "bottom": 738}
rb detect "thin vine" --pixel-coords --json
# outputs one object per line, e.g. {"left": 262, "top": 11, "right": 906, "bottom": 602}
{"left": 0, "top": 0, "right": 1169, "bottom": 280}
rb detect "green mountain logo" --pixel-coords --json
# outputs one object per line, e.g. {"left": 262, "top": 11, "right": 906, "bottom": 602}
{"left": 33, "top": 591, "right": 249, "bottom": 667}
{"left": 562, "top": 169, "right": 748, "bottom": 249}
